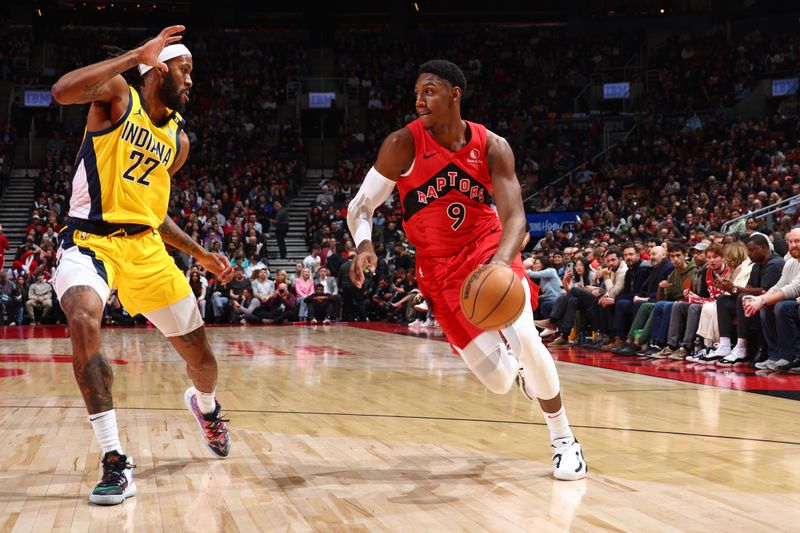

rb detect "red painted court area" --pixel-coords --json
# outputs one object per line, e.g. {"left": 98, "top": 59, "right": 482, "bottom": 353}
{"left": 1, "top": 325, "right": 798, "bottom": 396}
{"left": 346, "top": 322, "right": 800, "bottom": 396}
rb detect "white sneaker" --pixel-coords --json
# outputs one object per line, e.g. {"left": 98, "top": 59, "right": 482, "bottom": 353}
{"left": 706, "top": 344, "right": 731, "bottom": 361}
{"left": 311, "top": 318, "right": 318, "bottom": 324}
{"left": 408, "top": 319, "right": 424, "bottom": 327}
{"left": 552, "top": 438, "right": 587, "bottom": 481}
{"left": 718, "top": 344, "right": 748, "bottom": 365}
{"left": 540, "top": 327, "right": 558, "bottom": 337}
{"left": 414, "top": 300, "right": 428, "bottom": 313}
{"left": 422, "top": 318, "right": 435, "bottom": 327}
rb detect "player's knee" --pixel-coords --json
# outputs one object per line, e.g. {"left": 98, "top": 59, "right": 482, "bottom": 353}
{"left": 459, "top": 335, "right": 516, "bottom": 394}
{"left": 66, "top": 308, "right": 101, "bottom": 334}
{"left": 482, "top": 362, "right": 516, "bottom": 394}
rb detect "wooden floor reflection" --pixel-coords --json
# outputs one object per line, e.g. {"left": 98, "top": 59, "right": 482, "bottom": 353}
{"left": 1, "top": 324, "right": 799, "bottom": 532}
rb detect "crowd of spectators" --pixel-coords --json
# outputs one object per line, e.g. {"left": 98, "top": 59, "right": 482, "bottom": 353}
{"left": 1, "top": 27, "right": 308, "bottom": 325}
{"left": 645, "top": 29, "right": 800, "bottom": 112}
{"left": 5, "top": 19, "right": 800, "bottom": 361}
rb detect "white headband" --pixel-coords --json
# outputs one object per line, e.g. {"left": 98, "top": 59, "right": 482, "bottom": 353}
{"left": 138, "top": 44, "right": 191, "bottom": 76}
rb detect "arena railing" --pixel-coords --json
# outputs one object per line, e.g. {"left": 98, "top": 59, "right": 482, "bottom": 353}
{"left": 721, "top": 193, "right": 800, "bottom": 234}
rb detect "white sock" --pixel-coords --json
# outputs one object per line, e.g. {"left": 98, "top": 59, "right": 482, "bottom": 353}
{"left": 704, "top": 338, "right": 713, "bottom": 347}
{"left": 719, "top": 337, "right": 731, "bottom": 349}
{"left": 195, "top": 387, "right": 217, "bottom": 415}
{"left": 89, "top": 409, "right": 123, "bottom": 456}
{"left": 736, "top": 338, "right": 747, "bottom": 349}
{"left": 543, "top": 406, "right": 574, "bottom": 442}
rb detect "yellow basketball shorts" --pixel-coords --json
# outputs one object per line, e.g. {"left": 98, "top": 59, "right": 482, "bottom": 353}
{"left": 53, "top": 228, "right": 191, "bottom": 317}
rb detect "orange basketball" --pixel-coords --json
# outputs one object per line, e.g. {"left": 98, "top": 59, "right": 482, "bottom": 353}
{"left": 459, "top": 264, "right": 526, "bottom": 330}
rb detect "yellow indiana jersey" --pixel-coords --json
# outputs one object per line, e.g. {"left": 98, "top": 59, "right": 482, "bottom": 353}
{"left": 68, "top": 86, "right": 184, "bottom": 228}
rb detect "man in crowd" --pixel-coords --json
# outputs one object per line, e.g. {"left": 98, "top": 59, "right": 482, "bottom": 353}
{"left": 742, "top": 228, "right": 800, "bottom": 371}
{"left": 601, "top": 243, "right": 652, "bottom": 351}
{"left": 704, "top": 233, "right": 784, "bottom": 364}
{"left": 25, "top": 272, "right": 54, "bottom": 325}
{"left": 612, "top": 245, "right": 674, "bottom": 356}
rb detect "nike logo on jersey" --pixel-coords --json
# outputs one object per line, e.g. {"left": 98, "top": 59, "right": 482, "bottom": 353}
{"left": 422, "top": 152, "right": 437, "bottom": 159}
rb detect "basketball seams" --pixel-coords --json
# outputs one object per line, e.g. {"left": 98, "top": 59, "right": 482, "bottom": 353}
{"left": 473, "top": 269, "right": 516, "bottom": 328}
{"left": 464, "top": 264, "right": 495, "bottom": 320}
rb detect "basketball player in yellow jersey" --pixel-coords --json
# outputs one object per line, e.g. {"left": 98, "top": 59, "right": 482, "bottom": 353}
{"left": 50, "top": 25, "right": 232, "bottom": 505}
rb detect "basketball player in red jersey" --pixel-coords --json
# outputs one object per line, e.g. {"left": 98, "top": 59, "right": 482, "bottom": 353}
{"left": 348, "top": 60, "right": 586, "bottom": 480}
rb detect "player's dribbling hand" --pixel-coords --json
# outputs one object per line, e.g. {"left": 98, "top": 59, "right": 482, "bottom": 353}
{"left": 200, "top": 252, "right": 234, "bottom": 284}
{"left": 137, "top": 25, "right": 186, "bottom": 73}
{"left": 350, "top": 244, "right": 377, "bottom": 289}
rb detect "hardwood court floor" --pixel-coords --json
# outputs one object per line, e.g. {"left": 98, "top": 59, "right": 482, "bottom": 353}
{"left": 1, "top": 323, "right": 800, "bottom": 532}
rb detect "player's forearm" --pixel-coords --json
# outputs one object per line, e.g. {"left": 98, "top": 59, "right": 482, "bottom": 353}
{"left": 493, "top": 216, "right": 526, "bottom": 265}
{"left": 51, "top": 49, "right": 140, "bottom": 105}
{"left": 158, "top": 215, "right": 208, "bottom": 259}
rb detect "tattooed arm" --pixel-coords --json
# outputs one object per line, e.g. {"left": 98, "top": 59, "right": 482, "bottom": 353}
{"left": 51, "top": 25, "right": 185, "bottom": 106}
{"left": 158, "top": 215, "right": 234, "bottom": 284}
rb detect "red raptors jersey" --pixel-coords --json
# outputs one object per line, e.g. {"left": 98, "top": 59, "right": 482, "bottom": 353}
{"left": 398, "top": 119, "right": 502, "bottom": 257}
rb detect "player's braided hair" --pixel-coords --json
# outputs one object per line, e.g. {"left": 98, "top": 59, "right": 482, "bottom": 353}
{"left": 418, "top": 59, "right": 467, "bottom": 91}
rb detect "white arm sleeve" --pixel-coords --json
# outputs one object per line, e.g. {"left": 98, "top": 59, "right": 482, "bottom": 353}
{"left": 347, "top": 166, "right": 396, "bottom": 247}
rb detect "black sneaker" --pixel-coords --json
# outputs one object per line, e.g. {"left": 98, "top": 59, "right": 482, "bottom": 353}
{"left": 579, "top": 334, "right": 600, "bottom": 348}
{"left": 617, "top": 343, "right": 641, "bottom": 356}
{"left": 90, "top": 451, "right": 136, "bottom": 505}
{"left": 636, "top": 345, "right": 660, "bottom": 357}
{"left": 611, "top": 341, "right": 635, "bottom": 355}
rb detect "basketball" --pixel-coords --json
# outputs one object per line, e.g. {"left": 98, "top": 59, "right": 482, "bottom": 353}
{"left": 459, "top": 264, "right": 526, "bottom": 330}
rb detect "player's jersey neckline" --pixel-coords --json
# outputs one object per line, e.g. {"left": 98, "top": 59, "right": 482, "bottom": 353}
{"left": 397, "top": 118, "right": 500, "bottom": 258}
{"left": 417, "top": 120, "right": 475, "bottom": 159}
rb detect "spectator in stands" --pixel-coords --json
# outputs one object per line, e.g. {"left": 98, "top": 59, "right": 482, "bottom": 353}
{"left": 703, "top": 233, "right": 784, "bottom": 363}
{"left": 271, "top": 200, "right": 290, "bottom": 259}
{"left": 0, "top": 272, "right": 17, "bottom": 325}
{"left": 550, "top": 248, "right": 626, "bottom": 347}
{"left": 391, "top": 242, "right": 414, "bottom": 273}
{"left": 369, "top": 276, "right": 396, "bottom": 321}
{"left": 274, "top": 270, "right": 290, "bottom": 290}
{"left": 189, "top": 270, "right": 207, "bottom": 321}
{"left": 612, "top": 245, "right": 674, "bottom": 356}
{"left": 252, "top": 268, "right": 275, "bottom": 304}
{"left": 660, "top": 243, "right": 728, "bottom": 359}
{"left": 295, "top": 267, "right": 315, "bottom": 321}
{"left": 25, "top": 272, "right": 53, "bottom": 325}
{"left": 231, "top": 287, "right": 261, "bottom": 325}
{"left": 303, "top": 244, "right": 322, "bottom": 272}
{"left": 259, "top": 283, "right": 297, "bottom": 324}
{"left": 338, "top": 254, "right": 367, "bottom": 321}
{"left": 326, "top": 243, "right": 348, "bottom": 279}
{"left": 602, "top": 243, "right": 652, "bottom": 352}
{"left": 525, "top": 256, "right": 563, "bottom": 319}
{"left": 289, "top": 262, "right": 304, "bottom": 285}
{"left": 306, "top": 284, "right": 334, "bottom": 323}
{"left": 743, "top": 228, "right": 800, "bottom": 371}
{"left": 0, "top": 225, "right": 9, "bottom": 270}
{"left": 585, "top": 247, "right": 629, "bottom": 348}
{"left": 639, "top": 241, "right": 697, "bottom": 357}
{"left": 11, "top": 274, "right": 26, "bottom": 325}
{"left": 317, "top": 267, "right": 342, "bottom": 320}
{"left": 315, "top": 186, "right": 334, "bottom": 206}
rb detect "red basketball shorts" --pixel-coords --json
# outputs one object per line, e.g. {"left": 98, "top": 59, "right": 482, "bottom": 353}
{"left": 415, "top": 231, "right": 532, "bottom": 350}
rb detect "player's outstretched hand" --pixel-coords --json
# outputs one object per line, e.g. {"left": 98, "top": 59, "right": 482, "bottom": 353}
{"left": 137, "top": 25, "right": 185, "bottom": 73}
{"left": 350, "top": 244, "right": 378, "bottom": 289}
{"left": 200, "top": 252, "right": 234, "bottom": 284}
